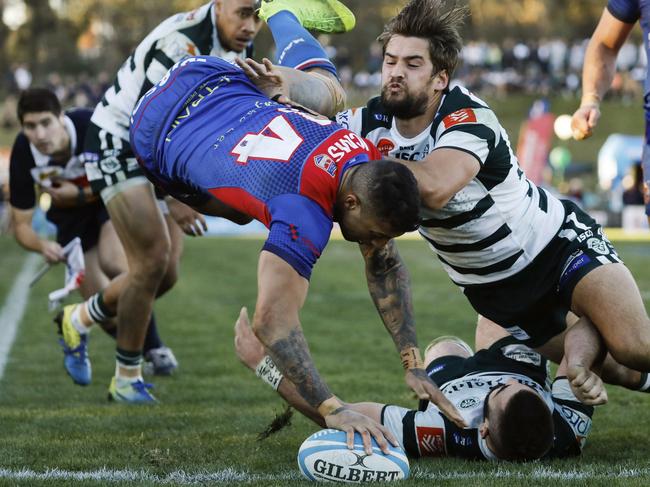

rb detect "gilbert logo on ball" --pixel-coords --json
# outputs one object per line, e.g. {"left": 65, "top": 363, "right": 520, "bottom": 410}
{"left": 297, "top": 429, "right": 409, "bottom": 482}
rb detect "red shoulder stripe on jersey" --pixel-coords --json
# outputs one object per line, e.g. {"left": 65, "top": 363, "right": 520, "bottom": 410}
{"left": 300, "top": 129, "right": 373, "bottom": 215}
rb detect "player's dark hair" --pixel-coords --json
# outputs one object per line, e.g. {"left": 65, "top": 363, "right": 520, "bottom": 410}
{"left": 17, "top": 88, "right": 62, "bottom": 124}
{"left": 378, "top": 0, "right": 467, "bottom": 77}
{"left": 488, "top": 389, "right": 554, "bottom": 461}
{"left": 354, "top": 159, "right": 420, "bottom": 234}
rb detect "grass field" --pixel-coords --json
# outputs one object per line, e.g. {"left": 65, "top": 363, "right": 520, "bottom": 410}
{"left": 0, "top": 234, "right": 649, "bottom": 486}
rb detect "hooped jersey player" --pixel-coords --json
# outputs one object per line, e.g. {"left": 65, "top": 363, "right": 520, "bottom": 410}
{"left": 335, "top": 87, "right": 566, "bottom": 286}
{"left": 9, "top": 108, "right": 107, "bottom": 250}
{"left": 131, "top": 56, "right": 380, "bottom": 279}
{"left": 91, "top": 1, "right": 253, "bottom": 144}
{"left": 381, "top": 339, "right": 593, "bottom": 460}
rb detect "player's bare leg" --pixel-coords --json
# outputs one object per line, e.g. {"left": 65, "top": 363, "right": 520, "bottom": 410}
{"left": 572, "top": 264, "right": 650, "bottom": 371}
{"left": 105, "top": 182, "right": 170, "bottom": 402}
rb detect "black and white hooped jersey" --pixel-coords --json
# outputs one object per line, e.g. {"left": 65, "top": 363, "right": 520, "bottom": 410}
{"left": 91, "top": 1, "right": 253, "bottom": 142}
{"left": 10, "top": 109, "right": 92, "bottom": 211}
{"left": 380, "top": 344, "right": 593, "bottom": 460}
{"left": 335, "top": 87, "right": 565, "bottom": 285}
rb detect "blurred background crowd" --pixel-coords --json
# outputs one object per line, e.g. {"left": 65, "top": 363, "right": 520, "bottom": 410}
{"left": 0, "top": 0, "right": 647, "bottom": 231}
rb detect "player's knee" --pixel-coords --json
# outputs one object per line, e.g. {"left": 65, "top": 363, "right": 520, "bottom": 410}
{"left": 157, "top": 259, "right": 179, "bottom": 296}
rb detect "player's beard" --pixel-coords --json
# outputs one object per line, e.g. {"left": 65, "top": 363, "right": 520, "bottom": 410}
{"left": 381, "top": 85, "right": 429, "bottom": 119}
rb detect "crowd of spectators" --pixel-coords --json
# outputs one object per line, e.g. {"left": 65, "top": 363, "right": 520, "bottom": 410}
{"left": 333, "top": 37, "right": 646, "bottom": 101}
{"left": 1, "top": 36, "right": 646, "bottom": 130}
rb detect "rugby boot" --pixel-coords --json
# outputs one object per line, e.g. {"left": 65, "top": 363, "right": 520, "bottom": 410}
{"left": 257, "top": 0, "right": 356, "bottom": 33}
{"left": 143, "top": 346, "right": 179, "bottom": 376}
{"left": 54, "top": 305, "right": 91, "bottom": 386}
{"left": 107, "top": 377, "right": 157, "bottom": 404}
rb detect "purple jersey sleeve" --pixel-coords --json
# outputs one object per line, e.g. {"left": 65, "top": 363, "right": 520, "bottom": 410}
{"left": 608, "top": 0, "right": 640, "bottom": 23}
{"left": 262, "top": 194, "right": 333, "bottom": 280}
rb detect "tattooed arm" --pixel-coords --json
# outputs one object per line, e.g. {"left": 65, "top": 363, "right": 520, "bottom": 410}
{"left": 361, "top": 241, "right": 467, "bottom": 428}
{"left": 235, "top": 57, "right": 345, "bottom": 117}
{"left": 253, "top": 250, "right": 397, "bottom": 454}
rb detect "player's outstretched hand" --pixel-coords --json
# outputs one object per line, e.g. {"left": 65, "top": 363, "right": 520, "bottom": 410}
{"left": 571, "top": 104, "right": 600, "bottom": 140}
{"left": 405, "top": 368, "right": 468, "bottom": 428}
{"left": 235, "top": 57, "right": 287, "bottom": 100}
{"left": 324, "top": 406, "right": 398, "bottom": 456}
{"left": 234, "top": 306, "right": 266, "bottom": 370}
{"left": 167, "top": 198, "right": 207, "bottom": 236}
{"left": 567, "top": 364, "right": 608, "bottom": 406}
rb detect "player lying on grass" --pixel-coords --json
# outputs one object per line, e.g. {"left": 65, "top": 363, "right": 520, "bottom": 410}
{"left": 235, "top": 309, "right": 604, "bottom": 461}
{"left": 238, "top": 0, "right": 650, "bottom": 397}
{"left": 8, "top": 88, "right": 178, "bottom": 385}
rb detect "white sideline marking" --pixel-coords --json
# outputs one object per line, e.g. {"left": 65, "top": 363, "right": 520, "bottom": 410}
{"left": 0, "top": 466, "right": 649, "bottom": 484}
{"left": 0, "top": 254, "right": 40, "bottom": 380}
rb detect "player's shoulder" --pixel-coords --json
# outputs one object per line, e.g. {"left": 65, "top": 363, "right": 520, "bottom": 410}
{"left": 10, "top": 131, "right": 32, "bottom": 161}
{"left": 335, "top": 96, "right": 392, "bottom": 136}
{"left": 65, "top": 108, "right": 93, "bottom": 128}
{"left": 143, "top": 2, "right": 214, "bottom": 54}
{"left": 607, "top": 0, "right": 641, "bottom": 24}
{"left": 434, "top": 85, "right": 498, "bottom": 135}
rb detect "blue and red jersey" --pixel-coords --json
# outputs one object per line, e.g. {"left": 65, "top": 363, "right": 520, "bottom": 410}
{"left": 608, "top": 0, "right": 650, "bottom": 124}
{"left": 130, "top": 56, "right": 380, "bottom": 278}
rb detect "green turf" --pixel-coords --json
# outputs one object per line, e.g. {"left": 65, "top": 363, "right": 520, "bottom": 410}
{"left": 0, "top": 236, "right": 649, "bottom": 485}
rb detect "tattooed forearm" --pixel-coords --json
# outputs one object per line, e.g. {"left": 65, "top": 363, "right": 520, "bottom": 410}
{"left": 362, "top": 241, "right": 418, "bottom": 351}
{"left": 265, "top": 327, "right": 332, "bottom": 409}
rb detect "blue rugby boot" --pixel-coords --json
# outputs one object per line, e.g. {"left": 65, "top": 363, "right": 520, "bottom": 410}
{"left": 108, "top": 377, "right": 157, "bottom": 404}
{"left": 54, "top": 305, "right": 92, "bottom": 386}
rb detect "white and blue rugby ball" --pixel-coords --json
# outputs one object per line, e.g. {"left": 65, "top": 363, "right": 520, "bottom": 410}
{"left": 298, "top": 429, "right": 409, "bottom": 482}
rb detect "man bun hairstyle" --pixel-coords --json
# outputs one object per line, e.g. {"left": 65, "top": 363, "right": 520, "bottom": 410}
{"left": 378, "top": 0, "right": 467, "bottom": 77}
{"left": 17, "top": 88, "right": 62, "bottom": 124}
{"left": 357, "top": 159, "right": 420, "bottom": 234}
{"left": 489, "top": 389, "right": 554, "bottom": 461}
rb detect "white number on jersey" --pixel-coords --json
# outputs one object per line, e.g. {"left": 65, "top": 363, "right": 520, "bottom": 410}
{"left": 231, "top": 115, "right": 304, "bottom": 164}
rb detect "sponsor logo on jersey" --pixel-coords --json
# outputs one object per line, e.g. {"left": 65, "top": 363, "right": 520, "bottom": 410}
{"left": 416, "top": 426, "right": 445, "bottom": 456}
{"left": 559, "top": 251, "right": 591, "bottom": 287}
{"left": 501, "top": 345, "right": 542, "bottom": 366}
{"left": 376, "top": 138, "right": 395, "bottom": 156}
{"left": 458, "top": 397, "right": 480, "bottom": 409}
{"left": 442, "top": 108, "right": 477, "bottom": 129}
{"left": 504, "top": 325, "right": 531, "bottom": 341}
{"left": 374, "top": 113, "right": 389, "bottom": 123}
{"left": 318, "top": 131, "right": 370, "bottom": 163}
{"left": 314, "top": 154, "right": 337, "bottom": 178}
{"left": 587, "top": 237, "right": 610, "bottom": 255}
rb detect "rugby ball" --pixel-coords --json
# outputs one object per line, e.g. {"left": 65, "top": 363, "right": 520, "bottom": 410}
{"left": 298, "top": 429, "right": 409, "bottom": 482}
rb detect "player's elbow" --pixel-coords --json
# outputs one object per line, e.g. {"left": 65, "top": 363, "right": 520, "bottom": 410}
{"left": 420, "top": 186, "right": 452, "bottom": 210}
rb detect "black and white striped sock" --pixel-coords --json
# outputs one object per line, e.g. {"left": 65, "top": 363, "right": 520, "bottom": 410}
{"left": 86, "top": 292, "right": 115, "bottom": 324}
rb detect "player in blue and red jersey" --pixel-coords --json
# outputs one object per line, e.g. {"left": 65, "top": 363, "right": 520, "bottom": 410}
{"left": 572, "top": 0, "right": 650, "bottom": 221}
{"left": 129, "top": 53, "right": 429, "bottom": 454}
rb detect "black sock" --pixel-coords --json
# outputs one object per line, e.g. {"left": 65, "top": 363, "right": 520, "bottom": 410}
{"left": 143, "top": 313, "right": 164, "bottom": 353}
{"left": 637, "top": 372, "right": 650, "bottom": 392}
{"left": 116, "top": 347, "right": 142, "bottom": 367}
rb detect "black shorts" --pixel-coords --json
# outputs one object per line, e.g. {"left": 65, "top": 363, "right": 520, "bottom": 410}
{"left": 82, "top": 122, "right": 145, "bottom": 196}
{"left": 48, "top": 203, "right": 110, "bottom": 252}
{"left": 462, "top": 200, "right": 621, "bottom": 347}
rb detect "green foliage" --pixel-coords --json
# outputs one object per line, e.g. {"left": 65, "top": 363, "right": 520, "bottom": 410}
{"left": 0, "top": 236, "right": 649, "bottom": 485}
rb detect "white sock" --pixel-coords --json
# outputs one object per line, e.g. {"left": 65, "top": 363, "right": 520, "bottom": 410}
{"left": 71, "top": 304, "right": 92, "bottom": 335}
{"left": 115, "top": 363, "right": 143, "bottom": 385}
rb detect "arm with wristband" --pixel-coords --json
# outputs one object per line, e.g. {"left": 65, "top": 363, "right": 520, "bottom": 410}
{"left": 360, "top": 240, "right": 467, "bottom": 428}
{"left": 570, "top": 7, "right": 636, "bottom": 140}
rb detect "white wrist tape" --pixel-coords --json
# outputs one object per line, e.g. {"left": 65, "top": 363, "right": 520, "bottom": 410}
{"left": 255, "top": 355, "right": 284, "bottom": 390}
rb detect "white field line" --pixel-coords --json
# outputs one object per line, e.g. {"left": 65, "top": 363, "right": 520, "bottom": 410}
{"left": 0, "top": 466, "right": 650, "bottom": 484}
{"left": 0, "top": 253, "right": 40, "bottom": 380}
